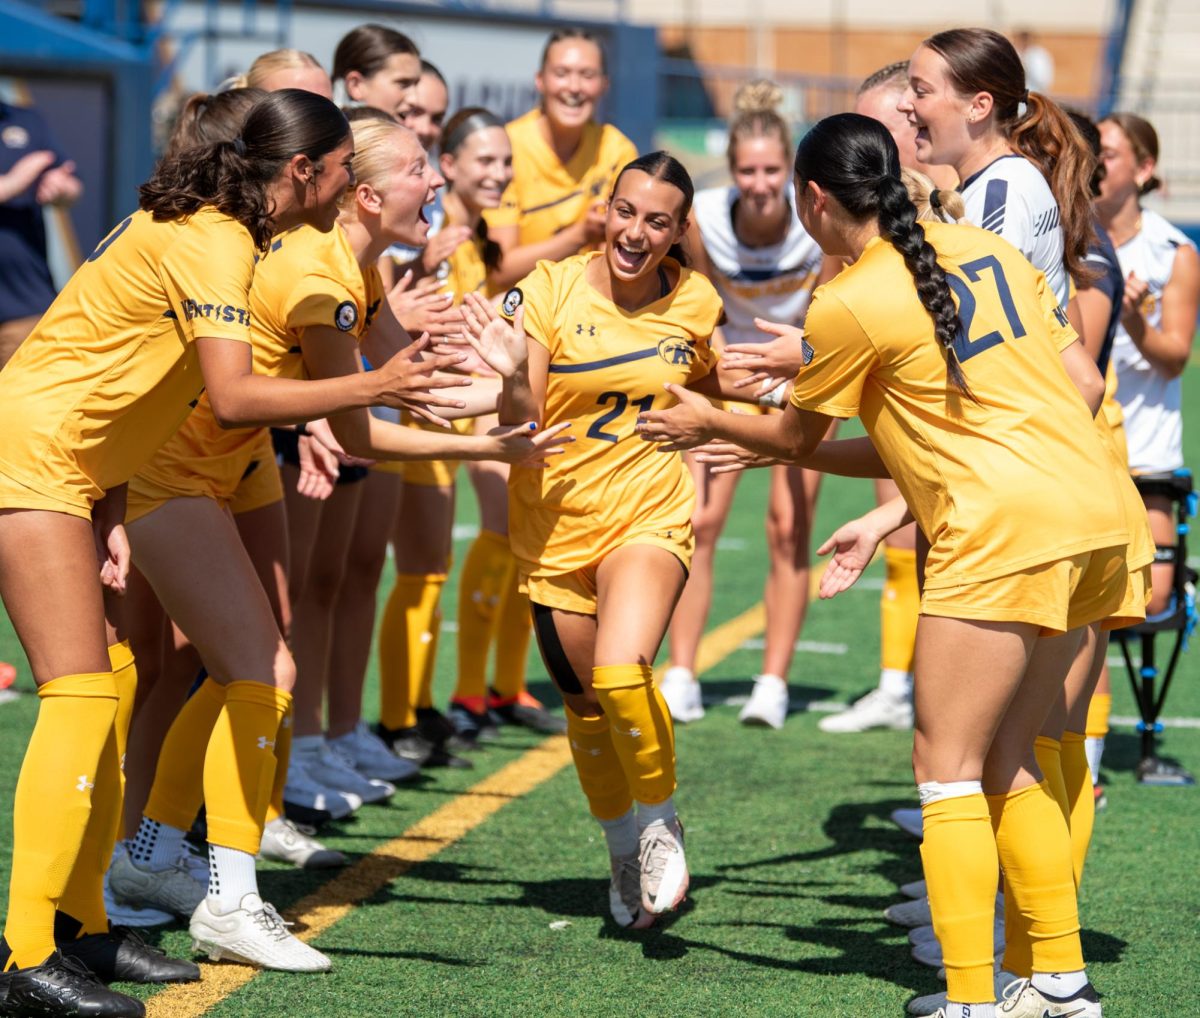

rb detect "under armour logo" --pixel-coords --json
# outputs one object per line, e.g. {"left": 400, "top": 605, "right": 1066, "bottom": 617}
{"left": 256, "top": 736, "right": 275, "bottom": 750}
{"left": 570, "top": 740, "right": 603, "bottom": 756}
{"left": 576, "top": 323, "right": 596, "bottom": 337}
{"left": 613, "top": 726, "right": 642, "bottom": 738}
{"left": 76, "top": 775, "right": 94, "bottom": 792}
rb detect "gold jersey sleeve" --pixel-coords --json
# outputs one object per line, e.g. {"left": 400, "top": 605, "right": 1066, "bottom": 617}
{"left": 504, "top": 253, "right": 720, "bottom": 578}
{"left": 791, "top": 221, "right": 1129, "bottom": 589}
{"left": 485, "top": 110, "right": 637, "bottom": 244}
{"left": 129, "top": 225, "right": 380, "bottom": 507}
{"left": 0, "top": 207, "right": 254, "bottom": 510}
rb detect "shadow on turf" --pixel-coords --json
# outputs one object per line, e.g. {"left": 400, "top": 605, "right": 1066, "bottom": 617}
{"left": 684, "top": 677, "right": 839, "bottom": 710}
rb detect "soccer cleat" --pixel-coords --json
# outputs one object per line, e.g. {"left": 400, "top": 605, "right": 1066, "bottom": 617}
{"left": 884, "top": 896, "right": 932, "bottom": 928}
{"left": 189, "top": 893, "right": 331, "bottom": 972}
{"left": 487, "top": 690, "right": 568, "bottom": 734}
{"left": 818, "top": 687, "right": 913, "bottom": 733}
{"left": 909, "top": 923, "right": 938, "bottom": 946}
{"left": 104, "top": 847, "right": 173, "bottom": 929}
{"left": 59, "top": 926, "right": 200, "bottom": 984}
{"left": 374, "top": 721, "right": 433, "bottom": 766}
{"left": 283, "top": 753, "right": 365, "bottom": 823}
{"left": 608, "top": 851, "right": 654, "bottom": 929}
{"left": 738, "top": 675, "right": 789, "bottom": 729}
{"left": 327, "top": 722, "right": 421, "bottom": 783}
{"left": 447, "top": 697, "right": 499, "bottom": 748}
{"left": 296, "top": 740, "right": 394, "bottom": 805}
{"left": 899, "top": 878, "right": 927, "bottom": 899}
{"left": 997, "top": 977, "right": 1102, "bottom": 1017}
{"left": 638, "top": 817, "right": 689, "bottom": 915}
{"left": 659, "top": 667, "right": 704, "bottom": 724}
{"left": 907, "top": 971, "right": 1022, "bottom": 1015}
{"left": 107, "top": 849, "right": 206, "bottom": 919}
{"left": 0, "top": 952, "right": 146, "bottom": 1017}
{"left": 259, "top": 817, "right": 346, "bottom": 870}
{"left": 1093, "top": 784, "right": 1107, "bottom": 812}
{"left": 891, "top": 807, "right": 924, "bottom": 839}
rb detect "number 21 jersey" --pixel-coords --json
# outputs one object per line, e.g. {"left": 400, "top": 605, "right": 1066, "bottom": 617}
{"left": 505, "top": 253, "right": 722, "bottom": 577}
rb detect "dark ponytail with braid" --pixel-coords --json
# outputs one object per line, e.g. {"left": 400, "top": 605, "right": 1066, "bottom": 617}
{"left": 794, "top": 113, "right": 973, "bottom": 400}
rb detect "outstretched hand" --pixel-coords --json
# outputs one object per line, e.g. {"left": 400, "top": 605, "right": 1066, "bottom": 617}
{"left": 487, "top": 421, "right": 574, "bottom": 467}
{"left": 373, "top": 335, "right": 471, "bottom": 426}
{"left": 455, "top": 291, "right": 529, "bottom": 378}
{"left": 723, "top": 319, "right": 809, "bottom": 390}
{"left": 692, "top": 438, "right": 781, "bottom": 474}
{"left": 815, "top": 519, "right": 883, "bottom": 599}
{"left": 634, "top": 384, "right": 714, "bottom": 451}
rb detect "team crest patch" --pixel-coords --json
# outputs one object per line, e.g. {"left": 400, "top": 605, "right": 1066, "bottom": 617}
{"left": 502, "top": 287, "right": 523, "bottom": 317}
{"left": 1, "top": 125, "right": 30, "bottom": 150}
{"left": 657, "top": 336, "right": 695, "bottom": 367}
{"left": 801, "top": 339, "right": 815, "bottom": 365}
{"left": 334, "top": 300, "right": 358, "bottom": 332}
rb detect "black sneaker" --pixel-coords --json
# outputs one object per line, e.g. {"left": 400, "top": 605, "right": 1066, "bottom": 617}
{"left": 59, "top": 927, "right": 200, "bottom": 985}
{"left": 415, "top": 708, "right": 474, "bottom": 768}
{"left": 488, "top": 690, "right": 568, "bottom": 734}
{"left": 0, "top": 951, "right": 145, "bottom": 1016}
{"left": 373, "top": 722, "right": 434, "bottom": 766}
{"left": 447, "top": 700, "right": 498, "bottom": 749}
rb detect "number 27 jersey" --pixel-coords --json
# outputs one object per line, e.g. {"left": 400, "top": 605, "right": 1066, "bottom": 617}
{"left": 506, "top": 253, "right": 721, "bottom": 577}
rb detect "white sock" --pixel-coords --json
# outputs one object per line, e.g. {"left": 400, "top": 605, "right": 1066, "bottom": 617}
{"left": 598, "top": 809, "right": 638, "bottom": 857}
{"left": 636, "top": 797, "right": 677, "bottom": 829}
{"left": 754, "top": 673, "right": 786, "bottom": 689}
{"left": 879, "top": 668, "right": 913, "bottom": 701}
{"left": 1084, "top": 736, "right": 1105, "bottom": 782}
{"left": 946, "top": 1004, "right": 994, "bottom": 1018}
{"left": 207, "top": 843, "right": 260, "bottom": 914}
{"left": 662, "top": 666, "right": 695, "bottom": 685}
{"left": 1032, "top": 969, "right": 1088, "bottom": 998}
{"left": 129, "top": 816, "right": 186, "bottom": 871}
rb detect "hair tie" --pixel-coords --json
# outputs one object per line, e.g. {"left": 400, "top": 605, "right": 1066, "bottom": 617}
{"left": 232, "top": 136, "right": 247, "bottom": 157}
{"left": 1022, "top": 89, "right": 1030, "bottom": 102}
{"left": 929, "top": 189, "right": 942, "bottom": 210}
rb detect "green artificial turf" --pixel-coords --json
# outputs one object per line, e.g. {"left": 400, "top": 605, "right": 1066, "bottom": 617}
{"left": 0, "top": 368, "right": 1197, "bottom": 1017}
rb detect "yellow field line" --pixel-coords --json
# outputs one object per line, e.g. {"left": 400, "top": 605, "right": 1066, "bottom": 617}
{"left": 149, "top": 602, "right": 769, "bottom": 1017}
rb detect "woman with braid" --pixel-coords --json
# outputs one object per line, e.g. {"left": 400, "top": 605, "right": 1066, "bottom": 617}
{"left": 637, "top": 113, "right": 1131, "bottom": 1018}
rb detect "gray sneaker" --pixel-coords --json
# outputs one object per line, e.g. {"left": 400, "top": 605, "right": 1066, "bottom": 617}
{"left": 259, "top": 817, "right": 346, "bottom": 870}
{"left": 107, "top": 849, "right": 205, "bottom": 919}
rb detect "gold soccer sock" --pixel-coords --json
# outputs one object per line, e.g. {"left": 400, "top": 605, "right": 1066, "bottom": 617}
{"left": 57, "top": 644, "right": 138, "bottom": 937}
{"left": 492, "top": 570, "right": 533, "bottom": 700}
{"left": 144, "top": 676, "right": 226, "bottom": 833}
{"left": 454, "top": 530, "right": 512, "bottom": 702}
{"left": 3, "top": 672, "right": 118, "bottom": 969}
{"left": 989, "top": 782, "right": 1084, "bottom": 977}
{"left": 379, "top": 574, "right": 443, "bottom": 730}
{"left": 564, "top": 707, "right": 634, "bottom": 821}
{"left": 417, "top": 586, "right": 445, "bottom": 711}
{"left": 919, "top": 788, "right": 999, "bottom": 1003}
{"left": 204, "top": 682, "right": 290, "bottom": 855}
{"left": 881, "top": 546, "right": 919, "bottom": 674}
{"left": 265, "top": 703, "right": 294, "bottom": 825}
{"left": 590, "top": 665, "right": 676, "bottom": 806}
{"left": 1060, "top": 731, "right": 1095, "bottom": 887}
{"left": 1034, "top": 736, "right": 1070, "bottom": 821}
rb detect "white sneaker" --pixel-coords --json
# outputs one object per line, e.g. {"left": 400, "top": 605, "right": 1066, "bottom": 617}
{"left": 639, "top": 818, "right": 689, "bottom": 915}
{"left": 299, "top": 740, "right": 394, "bottom": 805}
{"left": 108, "top": 848, "right": 206, "bottom": 919}
{"left": 190, "top": 892, "right": 331, "bottom": 972}
{"left": 104, "top": 846, "right": 173, "bottom": 927}
{"left": 283, "top": 755, "right": 363, "bottom": 821}
{"left": 818, "top": 687, "right": 913, "bottom": 733}
{"left": 259, "top": 817, "right": 346, "bottom": 870}
{"left": 997, "top": 977, "right": 1102, "bottom": 1017}
{"left": 891, "top": 807, "right": 924, "bottom": 839}
{"left": 328, "top": 723, "right": 420, "bottom": 784}
{"left": 608, "top": 851, "right": 653, "bottom": 929}
{"left": 659, "top": 667, "right": 704, "bottom": 724}
{"left": 738, "top": 675, "right": 789, "bottom": 729}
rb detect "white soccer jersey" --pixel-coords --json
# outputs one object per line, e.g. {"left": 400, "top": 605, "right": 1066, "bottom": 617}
{"left": 692, "top": 186, "right": 823, "bottom": 345}
{"left": 1110, "top": 208, "right": 1194, "bottom": 471}
{"left": 960, "top": 154, "right": 1069, "bottom": 307}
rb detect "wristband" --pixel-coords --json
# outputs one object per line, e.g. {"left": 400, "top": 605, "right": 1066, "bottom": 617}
{"left": 757, "top": 380, "right": 788, "bottom": 409}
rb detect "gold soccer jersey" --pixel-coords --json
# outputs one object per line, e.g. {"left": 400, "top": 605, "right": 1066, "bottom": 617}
{"left": 485, "top": 110, "right": 637, "bottom": 245}
{"left": 505, "top": 253, "right": 722, "bottom": 580}
{"left": 0, "top": 207, "right": 254, "bottom": 512}
{"left": 790, "top": 221, "right": 1129, "bottom": 589}
{"left": 128, "top": 224, "right": 383, "bottom": 512}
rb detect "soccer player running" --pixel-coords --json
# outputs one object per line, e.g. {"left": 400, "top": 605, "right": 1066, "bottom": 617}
{"left": 460, "top": 152, "right": 758, "bottom": 929}
{"left": 637, "top": 114, "right": 1131, "bottom": 1018}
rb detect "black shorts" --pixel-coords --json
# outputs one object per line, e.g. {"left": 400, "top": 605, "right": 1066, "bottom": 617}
{"left": 271, "top": 428, "right": 368, "bottom": 485}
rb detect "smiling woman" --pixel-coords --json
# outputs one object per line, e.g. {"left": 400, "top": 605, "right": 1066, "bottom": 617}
{"left": 460, "top": 151, "right": 762, "bottom": 931}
